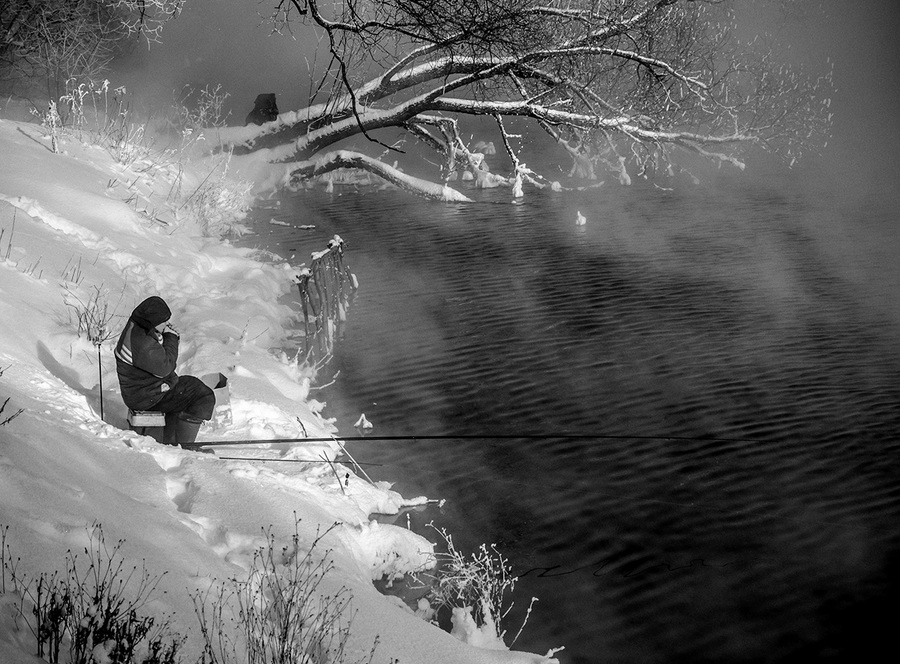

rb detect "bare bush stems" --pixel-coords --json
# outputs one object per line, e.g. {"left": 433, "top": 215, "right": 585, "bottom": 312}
{"left": 95, "top": 85, "right": 163, "bottom": 170}
{"left": 420, "top": 524, "right": 537, "bottom": 647}
{"left": 175, "top": 84, "right": 232, "bottom": 132}
{"left": 1, "top": 524, "right": 184, "bottom": 664}
{"left": 61, "top": 281, "right": 124, "bottom": 419}
{"left": 60, "top": 254, "right": 85, "bottom": 286}
{"left": 30, "top": 571, "right": 70, "bottom": 662}
{"left": 19, "top": 74, "right": 248, "bottom": 238}
{"left": 193, "top": 521, "right": 377, "bottom": 664}
{"left": 0, "top": 208, "right": 15, "bottom": 261}
{"left": 30, "top": 76, "right": 172, "bottom": 183}
{"left": 23, "top": 255, "right": 43, "bottom": 278}
{"left": 32, "top": 100, "right": 63, "bottom": 153}
{"left": 0, "top": 396, "right": 25, "bottom": 427}
{"left": 62, "top": 282, "right": 125, "bottom": 348}
{"left": 1, "top": 521, "right": 387, "bottom": 664}
{"left": 63, "top": 530, "right": 183, "bottom": 664}
{"left": 163, "top": 84, "right": 233, "bottom": 166}
{"left": 177, "top": 152, "right": 253, "bottom": 238}
{"left": 0, "top": 364, "right": 25, "bottom": 427}
{"left": 109, "top": 122, "right": 154, "bottom": 169}
{"left": 293, "top": 235, "right": 358, "bottom": 363}
{"left": 1, "top": 525, "right": 19, "bottom": 593}
{"left": 56, "top": 79, "right": 163, "bottom": 170}
{"left": 58, "top": 78, "right": 92, "bottom": 137}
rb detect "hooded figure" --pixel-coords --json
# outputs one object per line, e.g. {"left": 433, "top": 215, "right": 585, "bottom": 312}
{"left": 115, "top": 296, "right": 215, "bottom": 444}
{"left": 244, "top": 93, "right": 279, "bottom": 126}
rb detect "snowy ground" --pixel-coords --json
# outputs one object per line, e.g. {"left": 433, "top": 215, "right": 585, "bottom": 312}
{"left": 0, "top": 109, "right": 559, "bottom": 664}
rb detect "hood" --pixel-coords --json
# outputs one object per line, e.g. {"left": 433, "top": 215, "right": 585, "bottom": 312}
{"left": 130, "top": 296, "right": 171, "bottom": 330}
{"left": 253, "top": 93, "right": 276, "bottom": 109}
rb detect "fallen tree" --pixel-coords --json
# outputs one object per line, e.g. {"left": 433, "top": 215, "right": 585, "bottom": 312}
{"left": 212, "top": 0, "right": 833, "bottom": 201}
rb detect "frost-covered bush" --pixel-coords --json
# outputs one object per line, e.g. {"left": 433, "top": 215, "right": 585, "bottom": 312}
{"left": 173, "top": 84, "right": 231, "bottom": 132}
{"left": 61, "top": 282, "right": 124, "bottom": 348}
{"left": 177, "top": 154, "right": 253, "bottom": 239}
{"left": 192, "top": 522, "right": 376, "bottom": 664}
{"left": 420, "top": 525, "right": 536, "bottom": 649}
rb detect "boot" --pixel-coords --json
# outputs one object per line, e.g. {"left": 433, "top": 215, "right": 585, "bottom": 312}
{"left": 163, "top": 412, "right": 203, "bottom": 445}
{"left": 173, "top": 414, "right": 203, "bottom": 445}
{"left": 163, "top": 412, "right": 179, "bottom": 445}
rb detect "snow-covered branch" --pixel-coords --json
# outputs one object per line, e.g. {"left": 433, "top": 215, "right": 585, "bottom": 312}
{"left": 230, "top": 0, "right": 833, "bottom": 199}
{"left": 429, "top": 97, "right": 759, "bottom": 148}
{"left": 288, "top": 150, "right": 473, "bottom": 202}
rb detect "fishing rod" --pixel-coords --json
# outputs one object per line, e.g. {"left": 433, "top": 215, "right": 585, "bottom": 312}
{"left": 182, "top": 434, "right": 589, "bottom": 449}
{"left": 214, "top": 456, "right": 383, "bottom": 466}
{"left": 181, "top": 431, "right": 768, "bottom": 449}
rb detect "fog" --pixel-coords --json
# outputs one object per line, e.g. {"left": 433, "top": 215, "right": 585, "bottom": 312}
{"left": 758, "top": 0, "right": 900, "bottom": 197}
{"left": 118, "top": 0, "right": 319, "bottom": 121}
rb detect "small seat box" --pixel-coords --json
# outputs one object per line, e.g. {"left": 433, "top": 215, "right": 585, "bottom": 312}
{"left": 128, "top": 410, "right": 166, "bottom": 428}
{"left": 127, "top": 410, "right": 166, "bottom": 444}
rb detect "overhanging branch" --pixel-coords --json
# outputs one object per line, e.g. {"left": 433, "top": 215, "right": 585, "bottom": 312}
{"left": 288, "top": 150, "right": 473, "bottom": 202}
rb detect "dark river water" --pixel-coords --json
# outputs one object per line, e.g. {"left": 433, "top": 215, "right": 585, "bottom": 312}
{"left": 248, "top": 171, "right": 900, "bottom": 664}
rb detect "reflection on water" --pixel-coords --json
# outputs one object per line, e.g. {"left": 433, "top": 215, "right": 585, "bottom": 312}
{"left": 249, "top": 175, "right": 900, "bottom": 663}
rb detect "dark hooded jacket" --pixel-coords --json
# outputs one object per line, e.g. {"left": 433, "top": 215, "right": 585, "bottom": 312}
{"left": 115, "top": 296, "right": 180, "bottom": 410}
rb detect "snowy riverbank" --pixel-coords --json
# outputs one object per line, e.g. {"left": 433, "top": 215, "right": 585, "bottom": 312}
{"left": 0, "top": 112, "right": 559, "bottom": 663}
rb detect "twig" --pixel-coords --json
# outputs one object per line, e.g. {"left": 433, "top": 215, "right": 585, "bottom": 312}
{"left": 321, "top": 451, "right": 347, "bottom": 495}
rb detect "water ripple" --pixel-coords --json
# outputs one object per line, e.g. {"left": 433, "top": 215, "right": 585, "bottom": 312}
{"left": 250, "top": 183, "right": 900, "bottom": 663}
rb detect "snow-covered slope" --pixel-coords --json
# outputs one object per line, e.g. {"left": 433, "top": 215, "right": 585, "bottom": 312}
{"left": 0, "top": 116, "right": 559, "bottom": 664}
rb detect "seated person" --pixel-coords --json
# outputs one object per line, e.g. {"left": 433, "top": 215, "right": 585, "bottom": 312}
{"left": 115, "top": 296, "right": 214, "bottom": 444}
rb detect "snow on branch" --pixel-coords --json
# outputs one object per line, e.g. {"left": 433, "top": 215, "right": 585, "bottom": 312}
{"left": 289, "top": 150, "right": 473, "bottom": 202}
{"left": 230, "top": 0, "right": 833, "bottom": 198}
{"left": 535, "top": 46, "right": 710, "bottom": 91}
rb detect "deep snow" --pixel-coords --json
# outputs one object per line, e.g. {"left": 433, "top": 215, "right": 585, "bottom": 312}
{"left": 0, "top": 109, "right": 559, "bottom": 664}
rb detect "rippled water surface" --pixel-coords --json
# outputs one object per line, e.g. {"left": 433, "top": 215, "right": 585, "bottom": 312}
{"left": 249, "top": 174, "right": 900, "bottom": 664}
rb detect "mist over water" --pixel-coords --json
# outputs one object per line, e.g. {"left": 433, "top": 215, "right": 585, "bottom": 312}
{"left": 250, "top": 170, "right": 900, "bottom": 663}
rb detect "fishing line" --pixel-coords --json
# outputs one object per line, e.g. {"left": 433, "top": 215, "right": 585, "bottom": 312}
{"left": 207, "top": 446, "right": 885, "bottom": 530}
{"left": 209, "top": 454, "right": 748, "bottom": 513}
{"left": 211, "top": 454, "right": 704, "bottom": 506}
{"left": 211, "top": 453, "right": 885, "bottom": 530}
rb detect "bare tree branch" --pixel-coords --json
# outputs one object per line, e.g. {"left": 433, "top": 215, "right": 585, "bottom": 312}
{"left": 219, "top": 0, "right": 832, "bottom": 200}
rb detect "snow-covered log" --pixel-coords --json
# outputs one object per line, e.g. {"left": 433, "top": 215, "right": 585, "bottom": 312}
{"left": 290, "top": 150, "right": 473, "bottom": 202}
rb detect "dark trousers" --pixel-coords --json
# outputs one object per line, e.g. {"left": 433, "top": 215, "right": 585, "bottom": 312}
{"left": 151, "top": 375, "right": 216, "bottom": 421}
